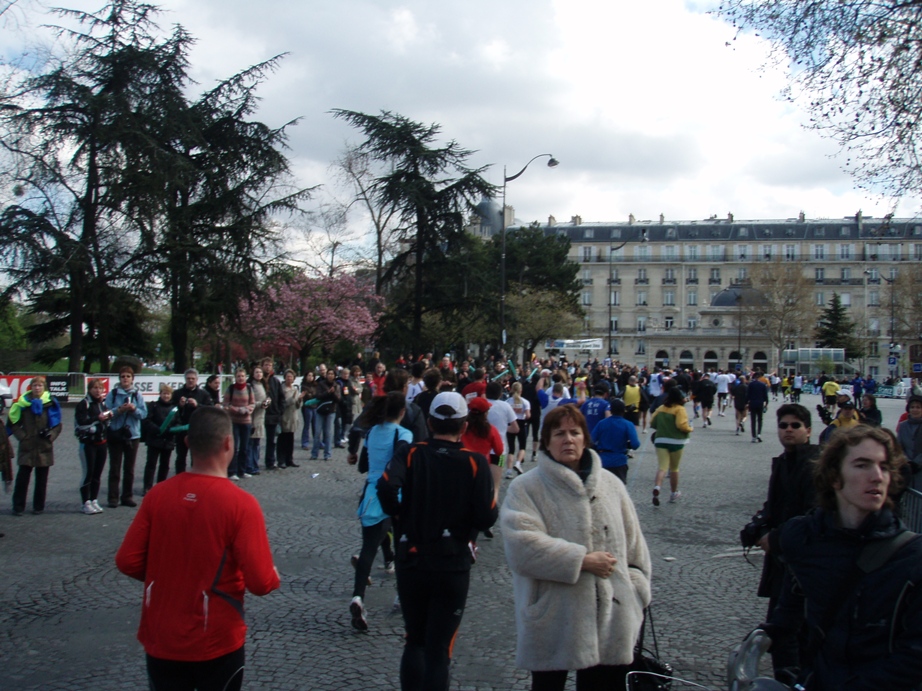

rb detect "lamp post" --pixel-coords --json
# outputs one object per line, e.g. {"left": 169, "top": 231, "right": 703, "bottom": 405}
{"left": 501, "top": 154, "right": 558, "bottom": 353}
{"left": 607, "top": 229, "right": 648, "bottom": 358}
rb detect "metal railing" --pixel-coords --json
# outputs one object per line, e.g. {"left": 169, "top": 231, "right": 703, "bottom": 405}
{"left": 899, "top": 488, "right": 922, "bottom": 533}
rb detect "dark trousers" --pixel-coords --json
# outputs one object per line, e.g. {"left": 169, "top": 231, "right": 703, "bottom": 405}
{"left": 143, "top": 446, "right": 172, "bottom": 490}
{"left": 352, "top": 519, "right": 394, "bottom": 599}
{"left": 277, "top": 432, "right": 294, "bottom": 467}
{"left": 604, "top": 465, "right": 628, "bottom": 483}
{"left": 108, "top": 437, "right": 139, "bottom": 504}
{"left": 750, "top": 407, "right": 765, "bottom": 438}
{"left": 231, "top": 423, "right": 250, "bottom": 476}
{"left": 174, "top": 433, "right": 190, "bottom": 474}
{"left": 13, "top": 465, "right": 50, "bottom": 513}
{"left": 397, "top": 566, "right": 470, "bottom": 691}
{"left": 531, "top": 664, "right": 630, "bottom": 691}
{"left": 146, "top": 645, "right": 245, "bottom": 691}
{"left": 529, "top": 415, "right": 541, "bottom": 443}
{"left": 264, "top": 423, "right": 279, "bottom": 468}
{"left": 80, "top": 442, "right": 107, "bottom": 502}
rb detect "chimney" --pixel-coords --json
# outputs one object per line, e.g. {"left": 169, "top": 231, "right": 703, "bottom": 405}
{"left": 548, "top": 214, "right": 556, "bottom": 227}
{"left": 855, "top": 209, "right": 863, "bottom": 232}
{"left": 629, "top": 213, "right": 635, "bottom": 225}
{"left": 798, "top": 210, "right": 805, "bottom": 223}
{"left": 728, "top": 212, "right": 734, "bottom": 223}
{"left": 571, "top": 215, "right": 582, "bottom": 226}
{"left": 659, "top": 213, "right": 664, "bottom": 224}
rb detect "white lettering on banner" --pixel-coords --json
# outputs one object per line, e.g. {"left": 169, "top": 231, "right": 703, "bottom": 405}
{"left": 105, "top": 375, "right": 233, "bottom": 401}
{"left": 0, "top": 376, "right": 34, "bottom": 400}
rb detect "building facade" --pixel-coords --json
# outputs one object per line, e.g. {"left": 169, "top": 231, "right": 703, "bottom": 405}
{"left": 506, "top": 211, "right": 921, "bottom": 375}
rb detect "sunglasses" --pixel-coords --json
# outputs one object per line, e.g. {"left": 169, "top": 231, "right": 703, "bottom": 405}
{"left": 777, "top": 422, "right": 803, "bottom": 430}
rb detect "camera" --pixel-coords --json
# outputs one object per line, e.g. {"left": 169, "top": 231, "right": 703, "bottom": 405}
{"left": 816, "top": 404, "right": 833, "bottom": 426}
{"left": 740, "top": 512, "right": 770, "bottom": 549}
{"left": 38, "top": 428, "right": 52, "bottom": 440}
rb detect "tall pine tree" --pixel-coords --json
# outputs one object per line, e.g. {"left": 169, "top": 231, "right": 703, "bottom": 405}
{"left": 815, "top": 292, "right": 865, "bottom": 360}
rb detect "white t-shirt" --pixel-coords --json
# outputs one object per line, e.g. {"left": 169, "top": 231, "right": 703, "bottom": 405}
{"left": 509, "top": 396, "right": 531, "bottom": 421}
{"left": 487, "top": 398, "right": 518, "bottom": 454}
{"left": 407, "top": 380, "right": 424, "bottom": 404}
{"left": 715, "top": 374, "right": 731, "bottom": 394}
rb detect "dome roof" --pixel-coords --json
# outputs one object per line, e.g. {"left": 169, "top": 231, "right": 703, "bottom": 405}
{"left": 710, "top": 283, "right": 767, "bottom": 308}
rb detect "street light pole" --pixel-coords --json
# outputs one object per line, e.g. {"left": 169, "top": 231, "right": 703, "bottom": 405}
{"left": 501, "top": 154, "right": 558, "bottom": 354}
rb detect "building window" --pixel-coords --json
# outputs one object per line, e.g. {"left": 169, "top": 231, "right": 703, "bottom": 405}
{"left": 636, "top": 340, "right": 646, "bottom": 355}
{"left": 762, "top": 244, "right": 772, "bottom": 260}
{"left": 688, "top": 267, "right": 698, "bottom": 280}
{"left": 686, "top": 245, "right": 699, "bottom": 260}
{"left": 815, "top": 291, "right": 825, "bottom": 306}
{"left": 710, "top": 267, "right": 721, "bottom": 281}
{"left": 890, "top": 267, "right": 898, "bottom": 280}
{"left": 663, "top": 245, "right": 677, "bottom": 260}
{"left": 869, "top": 318, "right": 880, "bottom": 336}
{"left": 867, "top": 268, "right": 879, "bottom": 281}
{"left": 737, "top": 244, "right": 749, "bottom": 260}
{"left": 582, "top": 269, "right": 593, "bottom": 282}
{"left": 815, "top": 268, "right": 825, "bottom": 282}
{"left": 708, "top": 244, "right": 724, "bottom": 261}
{"left": 868, "top": 290, "right": 880, "bottom": 307}
{"left": 841, "top": 293, "right": 851, "bottom": 307}
{"left": 610, "top": 317, "right": 618, "bottom": 332}
{"left": 635, "top": 245, "right": 651, "bottom": 260}
{"left": 581, "top": 246, "right": 593, "bottom": 262}
{"left": 839, "top": 243, "right": 853, "bottom": 260}
{"left": 841, "top": 267, "right": 851, "bottom": 281}
{"left": 785, "top": 244, "right": 797, "bottom": 260}
{"left": 582, "top": 291, "right": 592, "bottom": 306}
{"left": 584, "top": 228, "right": 594, "bottom": 239}
{"left": 664, "top": 267, "right": 676, "bottom": 281}
{"left": 666, "top": 228, "right": 677, "bottom": 239}
{"left": 637, "top": 290, "right": 648, "bottom": 306}
{"left": 637, "top": 316, "right": 647, "bottom": 332}
{"left": 610, "top": 290, "right": 620, "bottom": 306}
{"left": 840, "top": 226, "right": 850, "bottom": 237}
{"left": 813, "top": 244, "right": 826, "bottom": 260}
{"left": 738, "top": 267, "right": 748, "bottom": 280}
{"left": 739, "top": 227, "right": 749, "bottom": 237}
{"left": 609, "top": 245, "right": 624, "bottom": 260}
{"left": 913, "top": 243, "right": 922, "bottom": 261}
{"left": 664, "top": 290, "right": 675, "bottom": 306}
{"left": 869, "top": 365, "right": 879, "bottom": 377}
{"left": 610, "top": 268, "right": 619, "bottom": 281}
{"left": 688, "top": 290, "right": 698, "bottom": 306}
{"left": 815, "top": 226, "right": 826, "bottom": 237}
{"left": 664, "top": 316, "right": 674, "bottom": 330}
{"left": 687, "top": 317, "right": 698, "bottom": 329}
{"left": 869, "top": 341, "right": 879, "bottom": 356}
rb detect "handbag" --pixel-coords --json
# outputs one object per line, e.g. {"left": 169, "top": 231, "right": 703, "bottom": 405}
{"left": 628, "top": 607, "right": 673, "bottom": 690}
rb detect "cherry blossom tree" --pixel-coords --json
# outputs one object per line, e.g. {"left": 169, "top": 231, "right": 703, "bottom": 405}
{"left": 238, "top": 273, "right": 381, "bottom": 371}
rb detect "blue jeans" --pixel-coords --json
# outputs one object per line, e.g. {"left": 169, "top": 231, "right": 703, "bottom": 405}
{"left": 246, "top": 437, "right": 261, "bottom": 474}
{"left": 301, "top": 407, "right": 314, "bottom": 447}
{"left": 312, "top": 413, "right": 334, "bottom": 459}
{"left": 231, "top": 423, "right": 250, "bottom": 477}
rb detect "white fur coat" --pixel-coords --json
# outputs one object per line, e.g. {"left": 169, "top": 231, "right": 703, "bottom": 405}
{"left": 501, "top": 449, "right": 651, "bottom": 671}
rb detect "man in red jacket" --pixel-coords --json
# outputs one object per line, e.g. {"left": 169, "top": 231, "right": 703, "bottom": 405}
{"left": 116, "top": 406, "right": 280, "bottom": 691}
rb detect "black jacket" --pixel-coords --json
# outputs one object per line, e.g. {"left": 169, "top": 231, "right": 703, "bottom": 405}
{"left": 767, "top": 508, "right": 922, "bottom": 690}
{"left": 75, "top": 395, "right": 110, "bottom": 444}
{"left": 143, "top": 399, "right": 177, "bottom": 451}
{"left": 377, "top": 438, "right": 497, "bottom": 571}
{"left": 170, "top": 384, "right": 214, "bottom": 425}
{"left": 263, "top": 375, "right": 284, "bottom": 427}
{"left": 759, "top": 443, "right": 820, "bottom": 598}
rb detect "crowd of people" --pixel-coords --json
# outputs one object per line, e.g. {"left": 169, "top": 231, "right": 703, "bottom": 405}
{"left": 4, "top": 352, "right": 922, "bottom": 690}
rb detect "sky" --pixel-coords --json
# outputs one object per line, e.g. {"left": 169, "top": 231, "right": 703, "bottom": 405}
{"left": 5, "top": 0, "right": 921, "bottom": 243}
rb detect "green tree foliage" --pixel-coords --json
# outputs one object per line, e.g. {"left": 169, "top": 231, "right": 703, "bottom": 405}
{"left": 815, "top": 292, "right": 865, "bottom": 360}
{"left": 331, "top": 110, "right": 497, "bottom": 346}
{"left": 0, "top": 1, "right": 187, "bottom": 371}
{"left": 0, "top": 300, "right": 28, "bottom": 351}
{"left": 1, "top": 1, "right": 310, "bottom": 372}
{"left": 718, "top": 0, "right": 922, "bottom": 199}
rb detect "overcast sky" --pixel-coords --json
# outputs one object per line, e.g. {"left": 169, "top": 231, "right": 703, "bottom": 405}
{"left": 6, "top": 0, "right": 922, "bottom": 236}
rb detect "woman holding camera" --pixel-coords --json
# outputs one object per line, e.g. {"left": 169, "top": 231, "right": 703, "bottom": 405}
{"left": 75, "top": 378, "right": 111, "bottom": 514}
{"left": 10, "top": 375, "right": 63, "bottom": 516}
{"left": 104, "top": 367, "right": 147, "bottom": 508}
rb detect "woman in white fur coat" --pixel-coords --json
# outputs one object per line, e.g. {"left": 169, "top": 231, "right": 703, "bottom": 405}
{"left": 501, "top": 404, "right": 652, "bottom": 691}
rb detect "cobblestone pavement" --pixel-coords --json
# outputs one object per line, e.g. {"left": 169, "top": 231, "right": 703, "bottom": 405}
{"left": 0, "top": 395, "right": 908, "bottom": 690}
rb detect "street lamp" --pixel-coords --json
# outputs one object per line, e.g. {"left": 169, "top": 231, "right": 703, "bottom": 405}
{"left": 500, "top": 154, "right": 559, "bottom": 352}
{"left": 607, "top": 228, "right": 648, "bottom": 358}
{"left": 867, "top": 269, "right": 898, "bottom": 379}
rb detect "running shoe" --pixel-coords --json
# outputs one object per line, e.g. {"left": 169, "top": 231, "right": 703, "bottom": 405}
{"left": 652, "top": 486, "right": 661, "bottom": 507}
{"left": 350, "top": 596, "right": 368, "bottom": 631}
{"left": 669, "top": 491, "right": 681, "bottom": 503}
